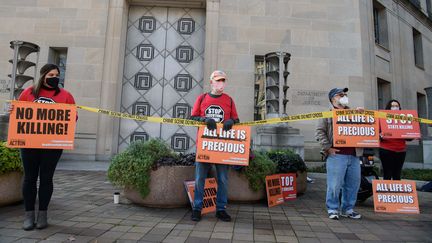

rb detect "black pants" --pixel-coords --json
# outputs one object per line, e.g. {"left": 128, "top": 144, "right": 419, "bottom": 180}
{"left": 379, "top": 148, "right": 406, "bottom": 180}
{"left": 21, "top": 148, "right": 63, "bottom": 211}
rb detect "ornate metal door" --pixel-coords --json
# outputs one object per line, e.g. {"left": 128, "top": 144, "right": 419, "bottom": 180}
{"left": 120, "top": 6, "right": 205, "bottom": 152}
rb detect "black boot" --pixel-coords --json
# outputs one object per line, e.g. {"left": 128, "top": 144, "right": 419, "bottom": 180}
{"left": 22, "top": 211, "right": 35, "bottom": 231}
{"left": 191, "top": 210, "right": 202, "bottom": 222}
{"left": 36, "top": 210, "right": 48, "bottom": 229}
{"left": 216, "top": 210, "right": 231, "bottom": 222}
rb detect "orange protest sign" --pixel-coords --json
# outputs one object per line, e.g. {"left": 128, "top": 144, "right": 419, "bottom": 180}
{"left": 332, "top": 110, "right": 379, "bottom": 147}
{"left": 280, "top": 173, "right": 296, "bottom": 201}
{"left": 184, "top": 178, "right": 217, "bottom": 215}
{"left": 379, "top": 110, "right": 421, "bottom": 139}
{"left": 372, "top": 180, "right": 420, "bottom": 214}
{"left": 196, "top": 124, "right": 250, "bottom": 166}
{"left": 265, "top": 174, "right": 284, "bottom": 207}
{"left": 7, "top": 101, "right": 76, "bottom": 150}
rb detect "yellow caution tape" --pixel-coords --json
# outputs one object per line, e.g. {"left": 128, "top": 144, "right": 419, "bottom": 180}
{"left": 4, "top": 99, "right": 432, "bottom": 126}
{"left": 238, "top": 111, "right": 334, "bottom": 126}
{"left": 77, "top": 104, "right": 336, "bottom": 127}
{"left": 377, "top": 111, "right": 432, "bottom": 124}
{"left": 77, "top": 104, "right": 432, "bottom": 126}
{"left": 76, "top": 105, "right": 204, "bottom": 126}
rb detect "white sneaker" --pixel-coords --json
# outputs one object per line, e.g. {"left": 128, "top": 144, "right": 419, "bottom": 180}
{"left": 328, "top": 212, "right": 339, "bottom": 220}
{"left": 340, "top": 211, "right": 361, "bottom": 219}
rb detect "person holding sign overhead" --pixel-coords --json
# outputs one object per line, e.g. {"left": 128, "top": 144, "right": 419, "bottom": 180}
{"left": 316, "top": 87, "right": 363, "bottom": 220}
{"left": 189, "top": 70, "right": 239, "bottom": 222}
{"left": 14, "top": 64, "right": 76, "bottom": 230}
{"left": 379, "top": 100, "right": 409, "bottom": 180}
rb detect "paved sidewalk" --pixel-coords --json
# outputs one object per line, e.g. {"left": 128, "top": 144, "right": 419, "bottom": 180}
{"left": 56, "top": 160, "right": 110, "bottom": 171}
{"left": 0, "top": 170, "right": 431, "bottom": 243}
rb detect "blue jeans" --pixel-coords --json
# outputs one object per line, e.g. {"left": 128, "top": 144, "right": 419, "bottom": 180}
{"left": 326, "top": 154, "right": 360, "bottom": 214}
{"left": 193, "top": 162, "right": 228, "bottom": 212}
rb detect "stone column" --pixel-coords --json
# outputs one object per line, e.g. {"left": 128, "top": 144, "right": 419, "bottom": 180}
{"left": 423, "top": 87, "right": 432, "bottom": 167}
{"left": 204, "top": 0, "right": 220, "bottom": 90}
{"left": 95, "top": 0, "right": 129, "bottom": 160}
{"left": 254, "top": 52, "right": 304, "bottom": 158}
{"left": 254, "top": 124, "right": 304, "bottom": 158}
{"left": 424, "top": 87, "right": 432, "bottom": 121}
{"left": 0, "top": 113, "right": 8, "bottom": 141}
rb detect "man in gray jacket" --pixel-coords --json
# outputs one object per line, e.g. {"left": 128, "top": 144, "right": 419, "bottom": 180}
{"left": 316, "top": 87, "right": 363, "bottom": 220}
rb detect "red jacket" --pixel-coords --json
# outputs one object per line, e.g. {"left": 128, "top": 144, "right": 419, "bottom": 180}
{"left": 191, "top": 93, "right": 239, "bottom": 122}
{"left": 18, "top": 86, "right": 77, "bottom": 120}
{"left": 19, "top": 86, "right": 75, "bottom": 105}
{"left": 380, "top": 139, "right": 406, "bottom": 152}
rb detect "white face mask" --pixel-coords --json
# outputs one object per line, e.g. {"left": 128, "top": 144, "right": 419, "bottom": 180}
{"left": 338, "top": 96, "right": 349, "bottom": 106}
{"left": 390, "top": 106, "right": 400, "bottom": 110}
{"left": 211, "top": 80, "right": 225, "bottom": 95}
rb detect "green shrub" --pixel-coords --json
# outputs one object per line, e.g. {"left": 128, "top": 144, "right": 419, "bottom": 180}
{"left": 243, "top": 151, "right": 277, "bottom": 191}
{"left": 107, "top": 139, "right": 177, "bottom": 198}
{"left": 0, "top": 141, "right": 22, "bottom": 175}
{"left": 266, "top": 149, "right": 307, "bottom": 173}
{"left": 401, "top": 169, "right": 432, "bottom": 181}
{"left": 236, "top": 149, "right": 306, "bottom": 191}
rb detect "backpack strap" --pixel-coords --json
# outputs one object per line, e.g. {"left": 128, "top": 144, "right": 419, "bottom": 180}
{"left": 198, "top": 93, "right": 207, "bottom": 108}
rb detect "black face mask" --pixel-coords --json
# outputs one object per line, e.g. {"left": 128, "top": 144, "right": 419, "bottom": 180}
{"left": 45, "top": 77, "right": 60, "bottom": 89}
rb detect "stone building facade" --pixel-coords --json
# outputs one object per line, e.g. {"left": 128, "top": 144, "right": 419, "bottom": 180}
{"left": 0, "top": 0, "right": 431, "bottom": 164}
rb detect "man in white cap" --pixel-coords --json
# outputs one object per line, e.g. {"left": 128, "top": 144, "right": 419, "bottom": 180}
{"left": 189, "top": 70, "right": 239, "bottom": 222}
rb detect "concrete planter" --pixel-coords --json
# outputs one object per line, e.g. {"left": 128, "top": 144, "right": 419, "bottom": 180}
{"left": 124, "top": 166, "right": 195, "bottom": 208}
{"left": 228, "top": 170, "right": 307, "bottom": 202}
{"left": 0, "top": 171, "right": 23, "bottom": 206}
{"left": 228, "top": 169, "right": 265, "bottom": 202}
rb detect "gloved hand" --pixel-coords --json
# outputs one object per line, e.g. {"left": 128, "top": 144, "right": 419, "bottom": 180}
{"left": 223, "top": 118, "right": 234, "bottom": 131}
{"left": 7, "top": 102, "right": 13, "bottom": 113}
{"left": 205, "top": 118, "right": 217, "bottom": 130}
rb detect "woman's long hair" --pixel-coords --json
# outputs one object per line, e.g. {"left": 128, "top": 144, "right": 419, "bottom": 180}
{"left": 385, "top": 99, "right": 401, "bottom": 110}
{"left": 32, "top": 64, "right": 61, "bottom": 98}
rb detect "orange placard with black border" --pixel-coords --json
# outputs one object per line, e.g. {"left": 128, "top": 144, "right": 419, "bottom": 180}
{"left": 196, "top": 124, "right": 250, "bottom": 166}
{"left": 379, "top": 110, "right": 421, "bottom": 139}
{"left": 332, "top": 110, "right": 380, "bottom": 147}
{"left": 372, "top": 180, "right": 419, "bottom": 214}
{"left": 184, "top": 178, "right": 217, "bottom": 215}
{"left": 265, "top": 174, "right": 284, "bottom": 207}
{"left": 7, "top": 101, "right": 76, "bottom": 150}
